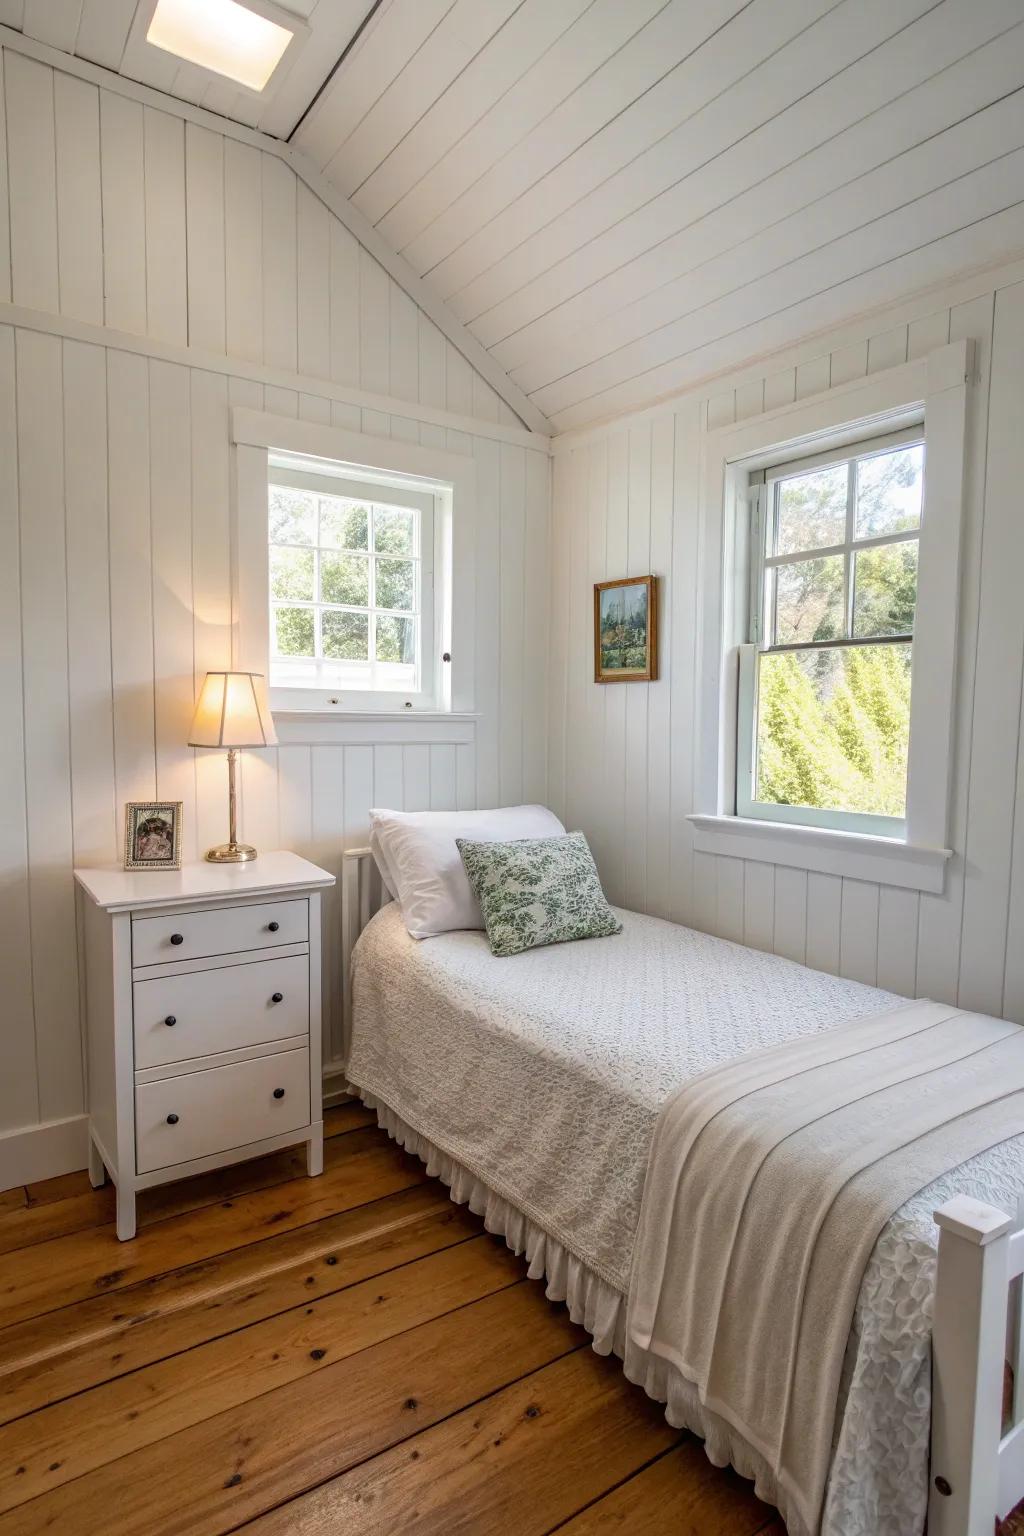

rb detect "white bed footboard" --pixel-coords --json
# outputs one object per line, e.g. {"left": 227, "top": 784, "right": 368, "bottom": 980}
{"left": 930, "top": 1195, "right": 1023, "bottom": 1535}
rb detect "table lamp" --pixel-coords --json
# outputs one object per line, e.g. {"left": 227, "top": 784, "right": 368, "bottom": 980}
{"left": 188, "top": 671, "right": 278, "bottom": 862}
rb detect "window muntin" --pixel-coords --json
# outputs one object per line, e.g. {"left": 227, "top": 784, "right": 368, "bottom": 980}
{"left": 268, "top": 462, "right": 435, "bottom": 705}
{"left": 741, "top": 430, "right": 924, "bottom": 834}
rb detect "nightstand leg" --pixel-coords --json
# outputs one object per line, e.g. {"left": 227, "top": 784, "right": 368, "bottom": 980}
{"left": 87, "top": 1137, "right": 107, "bottom": 1189}
{"left": 116, "top": 1187, "right": 137, "bottom": 1242}
{"left": 306, "top": 1126, "right": 324, "bottom": 1178}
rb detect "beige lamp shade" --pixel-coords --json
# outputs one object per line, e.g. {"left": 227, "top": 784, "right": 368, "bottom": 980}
{"left": 187, "top": 671, "right": 278, "bottom": 749}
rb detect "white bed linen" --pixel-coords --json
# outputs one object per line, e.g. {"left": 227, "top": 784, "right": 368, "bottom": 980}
{"left": 346, "top": 902, "right": 1024, "bottom": 1536}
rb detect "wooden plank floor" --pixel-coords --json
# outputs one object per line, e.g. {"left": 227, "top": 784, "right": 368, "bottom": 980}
{"left": 0, "top": 1106, "right": 783, "bottom": 1535}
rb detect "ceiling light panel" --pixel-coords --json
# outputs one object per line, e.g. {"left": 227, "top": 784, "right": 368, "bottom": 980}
{"left": 146, "top": 0, "right": 295, "bottom": 92}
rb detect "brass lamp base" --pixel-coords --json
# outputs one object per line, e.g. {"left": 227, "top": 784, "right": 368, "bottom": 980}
{"left": 205, "top": 841, "right": 257, "bottom": 863}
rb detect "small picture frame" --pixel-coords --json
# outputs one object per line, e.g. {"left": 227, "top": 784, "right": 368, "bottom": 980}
{"left": 124, "top": 802, "right": 182, "bottom": 871}
{"left": 594, "top": 575, "right": 659, "bottom": 683}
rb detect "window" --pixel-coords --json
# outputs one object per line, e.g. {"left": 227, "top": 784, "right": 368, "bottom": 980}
{"left": 738, "top": 428, "right": 924, "bottom": 837}
{"left": 267, "top": 456, "right": 437, "bottom": 710}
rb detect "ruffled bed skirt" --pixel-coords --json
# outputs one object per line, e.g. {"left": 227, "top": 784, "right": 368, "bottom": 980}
{"left": 353, "top": 1083, "right": 805, "bottom": 1536}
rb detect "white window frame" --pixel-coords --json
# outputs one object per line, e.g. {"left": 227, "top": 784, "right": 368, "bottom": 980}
{"left": 267, "top": 459, "right": 438, "bottom": 712}
{"left": 230, "top": 411, "right": 477, "bottom": 725}
{"left": 737, "top": 424, "right": 924, "bottom": 839}
{"left": 688, "top": 339, "right": 973, "bottom": 895}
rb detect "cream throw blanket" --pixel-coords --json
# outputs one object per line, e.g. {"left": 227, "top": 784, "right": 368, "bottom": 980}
{"left": 628, "top": 999, "right": 1024, "bottom": 1533}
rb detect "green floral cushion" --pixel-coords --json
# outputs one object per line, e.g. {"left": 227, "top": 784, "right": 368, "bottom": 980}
{"left": 455, "top": 831, "right": 622, "bottom": 958}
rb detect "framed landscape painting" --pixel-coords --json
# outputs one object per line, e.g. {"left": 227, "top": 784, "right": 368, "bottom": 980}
{"left": 594, "top": 575, "right": 659, "bottom": 683}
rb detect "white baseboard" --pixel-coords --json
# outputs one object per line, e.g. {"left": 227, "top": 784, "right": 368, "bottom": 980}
{"left": 322, "top": 1063, "right": 354, "bottom": 1109}
{"left": 0, "top": 1114, "right": 89, "bottom": 1191}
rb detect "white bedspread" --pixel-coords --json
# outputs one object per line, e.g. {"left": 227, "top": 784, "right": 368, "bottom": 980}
{"left": 347, "top": 901, "right": 1024, "bottom": 1536}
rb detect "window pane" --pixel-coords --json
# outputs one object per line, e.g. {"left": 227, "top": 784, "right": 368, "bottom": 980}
{"left": 775, "top": 463, "right": 847, "bottom": 555}
{"left": 853, "top": 541, "right": 918, "bottom": 637}
{"left": 269, "top": 486, "right": 314, "bottom": 545}
{"left": 855, "top": 444, "right": 923, "bottom": 539}
{"left": 376, "top": 558, "right": 415, "bottom": 611}
{"left": 755, "top": 644, "right": 911, "bottom": 817}
{"left": 319, "top": 498, "right": 368, "bottom": 550}
{"left": 373, "top": 506, "right": 414, "bottom": 556}
{"left": 320, "top": 552, "right": 369, "bottom": 607}
{"left": 376, "top": 614, "right": 416, "bottom": 664}
{"left": 322, "top": 610, "right": 368, "bottom": 660}
{"left": 774, "top": 554, "right": 845, "bottom": 644}
{"left": 269, "top": 546, "right": 314, "bottom": 602}
{"left": 274, "top": 606, "right": 314, "bottom": 657}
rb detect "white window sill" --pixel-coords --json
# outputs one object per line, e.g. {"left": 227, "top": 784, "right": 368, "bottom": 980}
{"left": 272, "top": 711, "right": 478, "bottom": 746}
{"left": 687, "top": 814, "right": 952, "bottom": 894}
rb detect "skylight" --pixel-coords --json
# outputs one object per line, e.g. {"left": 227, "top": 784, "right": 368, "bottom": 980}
{"left": 146, "top": 0, "right": 294, "bottom": 92}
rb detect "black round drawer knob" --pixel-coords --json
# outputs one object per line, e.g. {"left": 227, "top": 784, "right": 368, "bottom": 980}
{"left": 267, "top": 921, "right": 280, "bottom": 932}
{"left": 273, "top": 1088, "right": 285, "bottom": 1100}
{"left": 170, "top": 933, "right": 184, "bottom": 946}
{"left": 271, "top": 992, "right": 283, "bottom": 1003}
{"left": 164, "top": 1015, "right": 176, "bottom": 1027}
{"left": 166, "top": 1113, "right": 179, "bottom": 1125}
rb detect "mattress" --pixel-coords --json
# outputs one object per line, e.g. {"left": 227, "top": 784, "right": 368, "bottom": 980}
{"left": 347, "top": 901, "right": 1024, "bottom": 1536}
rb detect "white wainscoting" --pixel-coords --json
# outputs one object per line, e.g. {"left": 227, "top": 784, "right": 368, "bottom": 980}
{"left": 548, "top": 266, "right": 1024, "bottom": 1025}
{"left": 0, "top": 46, "right": 551, "bottom": 1177}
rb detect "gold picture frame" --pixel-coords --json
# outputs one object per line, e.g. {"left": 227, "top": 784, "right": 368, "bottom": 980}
{"left": 124, "top": 802, "right": 183, "bottom": 871}
{"left": 594, "top": 575, "right": 659, "bottom": 683}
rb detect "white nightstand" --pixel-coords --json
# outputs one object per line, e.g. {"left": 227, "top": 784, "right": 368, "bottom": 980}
{"left": 74, "top": 851, "right": 336, "bottom": 1241}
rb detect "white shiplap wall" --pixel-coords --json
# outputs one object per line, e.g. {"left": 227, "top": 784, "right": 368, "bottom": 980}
{"left": 548, "top": 264, "right": 1024, "bottom": 1025}
{"left": 0, "top": 47, "right": 550, "bottom": 1169}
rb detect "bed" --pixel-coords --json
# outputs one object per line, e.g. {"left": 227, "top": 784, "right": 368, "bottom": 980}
{"left": 342, "top": 858, "right": 1024, "bottom": 1536}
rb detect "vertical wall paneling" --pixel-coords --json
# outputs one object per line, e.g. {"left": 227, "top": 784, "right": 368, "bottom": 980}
{"left": 53, "top": 72, "right": 102, "bottom": 325}
{"left": 473, "top": 435, "right": 501, "bottom": 808}
{"left": 190, "top": 369, "right": 232, "bottom": 857}
{"left": 143, "top": 108, "right": 187, "bottom": 347}
{"left": 329, "top": 219, "right": 360, "bottom": 387}
{"left": 603, "top": 430, "right": 629, "bottom": 904}
{"left": 0, "top": 326, "right": 37, "bottom": 1131}
{"left": 16, "top": 328, "right": 81, "bottom": 1121}
{"left": 743, "top": 861, "right": 775, "bottom": 953}
{"left": 772, "top": 867, "right": 807, "bottom": 965}
{"left": 149, "top": 358, "right": 198, "bottom": 865}
{"left": 358, "top": 248, "right": 390, "bottom": 397}
{"left": 107, "top": 349, "right": 155, "bottom": 811}
{"left": 550, "top": 279, "right": 1024, "bottom": 1025}
{"left": 63, "top": 340, "right": 116, "bottom": 867}
{"left": 522, "top": 447, "right": 549, "bottom": 804}
{"left": 958, "top": 281, "right": 1024, "bottom": 1018}
{"left": 223, "top": 140, "right": 263, "bottom": 365}
{"left": 716, "top": 858, "right": 745, "bottom": 944}
{"left": 0, "top": 52, "right": 10, "bottom": 304}
{"left": 261, "top": 152, "right": 298, "bottom": 372}
{"left": 100, "top": 91, "right": 147, "bottom": 335}
{"left": 499, "top": 442, "right": 525, "bottom": 807}
{"left": 805, "top": 874, "right": 842, "bottom": 976}
{"left": 915, "top": 294, "right": 995, "bottom": 1007}
{"left": 624, "top": 421, "right": 651, "bottom": 913}
{"left": 185, "top": 123, "right": 226, "bottom": 353}
{"left": 297, "top": 182, "right": 330, "bottom": 382}
{"left": 6, "top": 51, "right": 58, "bottom": 312}
{"left": 0, "top": 57, "right": 553, "bottom": 1168}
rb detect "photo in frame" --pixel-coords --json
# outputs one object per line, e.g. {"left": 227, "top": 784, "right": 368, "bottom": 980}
{"left": 594, "top": 575, "right": 659, "bottom": 683}
{"left": 124, "top": 802, "right": 183, "bottom": 870}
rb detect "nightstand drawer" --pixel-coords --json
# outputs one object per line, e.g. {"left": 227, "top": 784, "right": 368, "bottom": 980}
{"left": 135, "top": 1047, "right": 310, "bottom": 1173}
{"left": 132, "top": 898, "right": 308, "bottom": 968}
{"left": 133, "top": 955, "right": 310, "bottom": 1069}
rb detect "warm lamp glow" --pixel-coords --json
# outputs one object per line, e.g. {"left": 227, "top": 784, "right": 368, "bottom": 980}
{"left": 146, "top": 0, "right": 293, "bottom": 92}
{"left": 188, "top": 671, "right": 277, "bottom": 749}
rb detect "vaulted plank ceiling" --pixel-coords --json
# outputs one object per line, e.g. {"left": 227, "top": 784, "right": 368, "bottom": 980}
{"left": 7, "top": 0, "right": 1024, "bottom": 432}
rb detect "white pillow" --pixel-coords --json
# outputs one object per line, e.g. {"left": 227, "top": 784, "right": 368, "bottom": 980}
{"left": 368, "top": 805, "right": 566, "bottom": 939}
